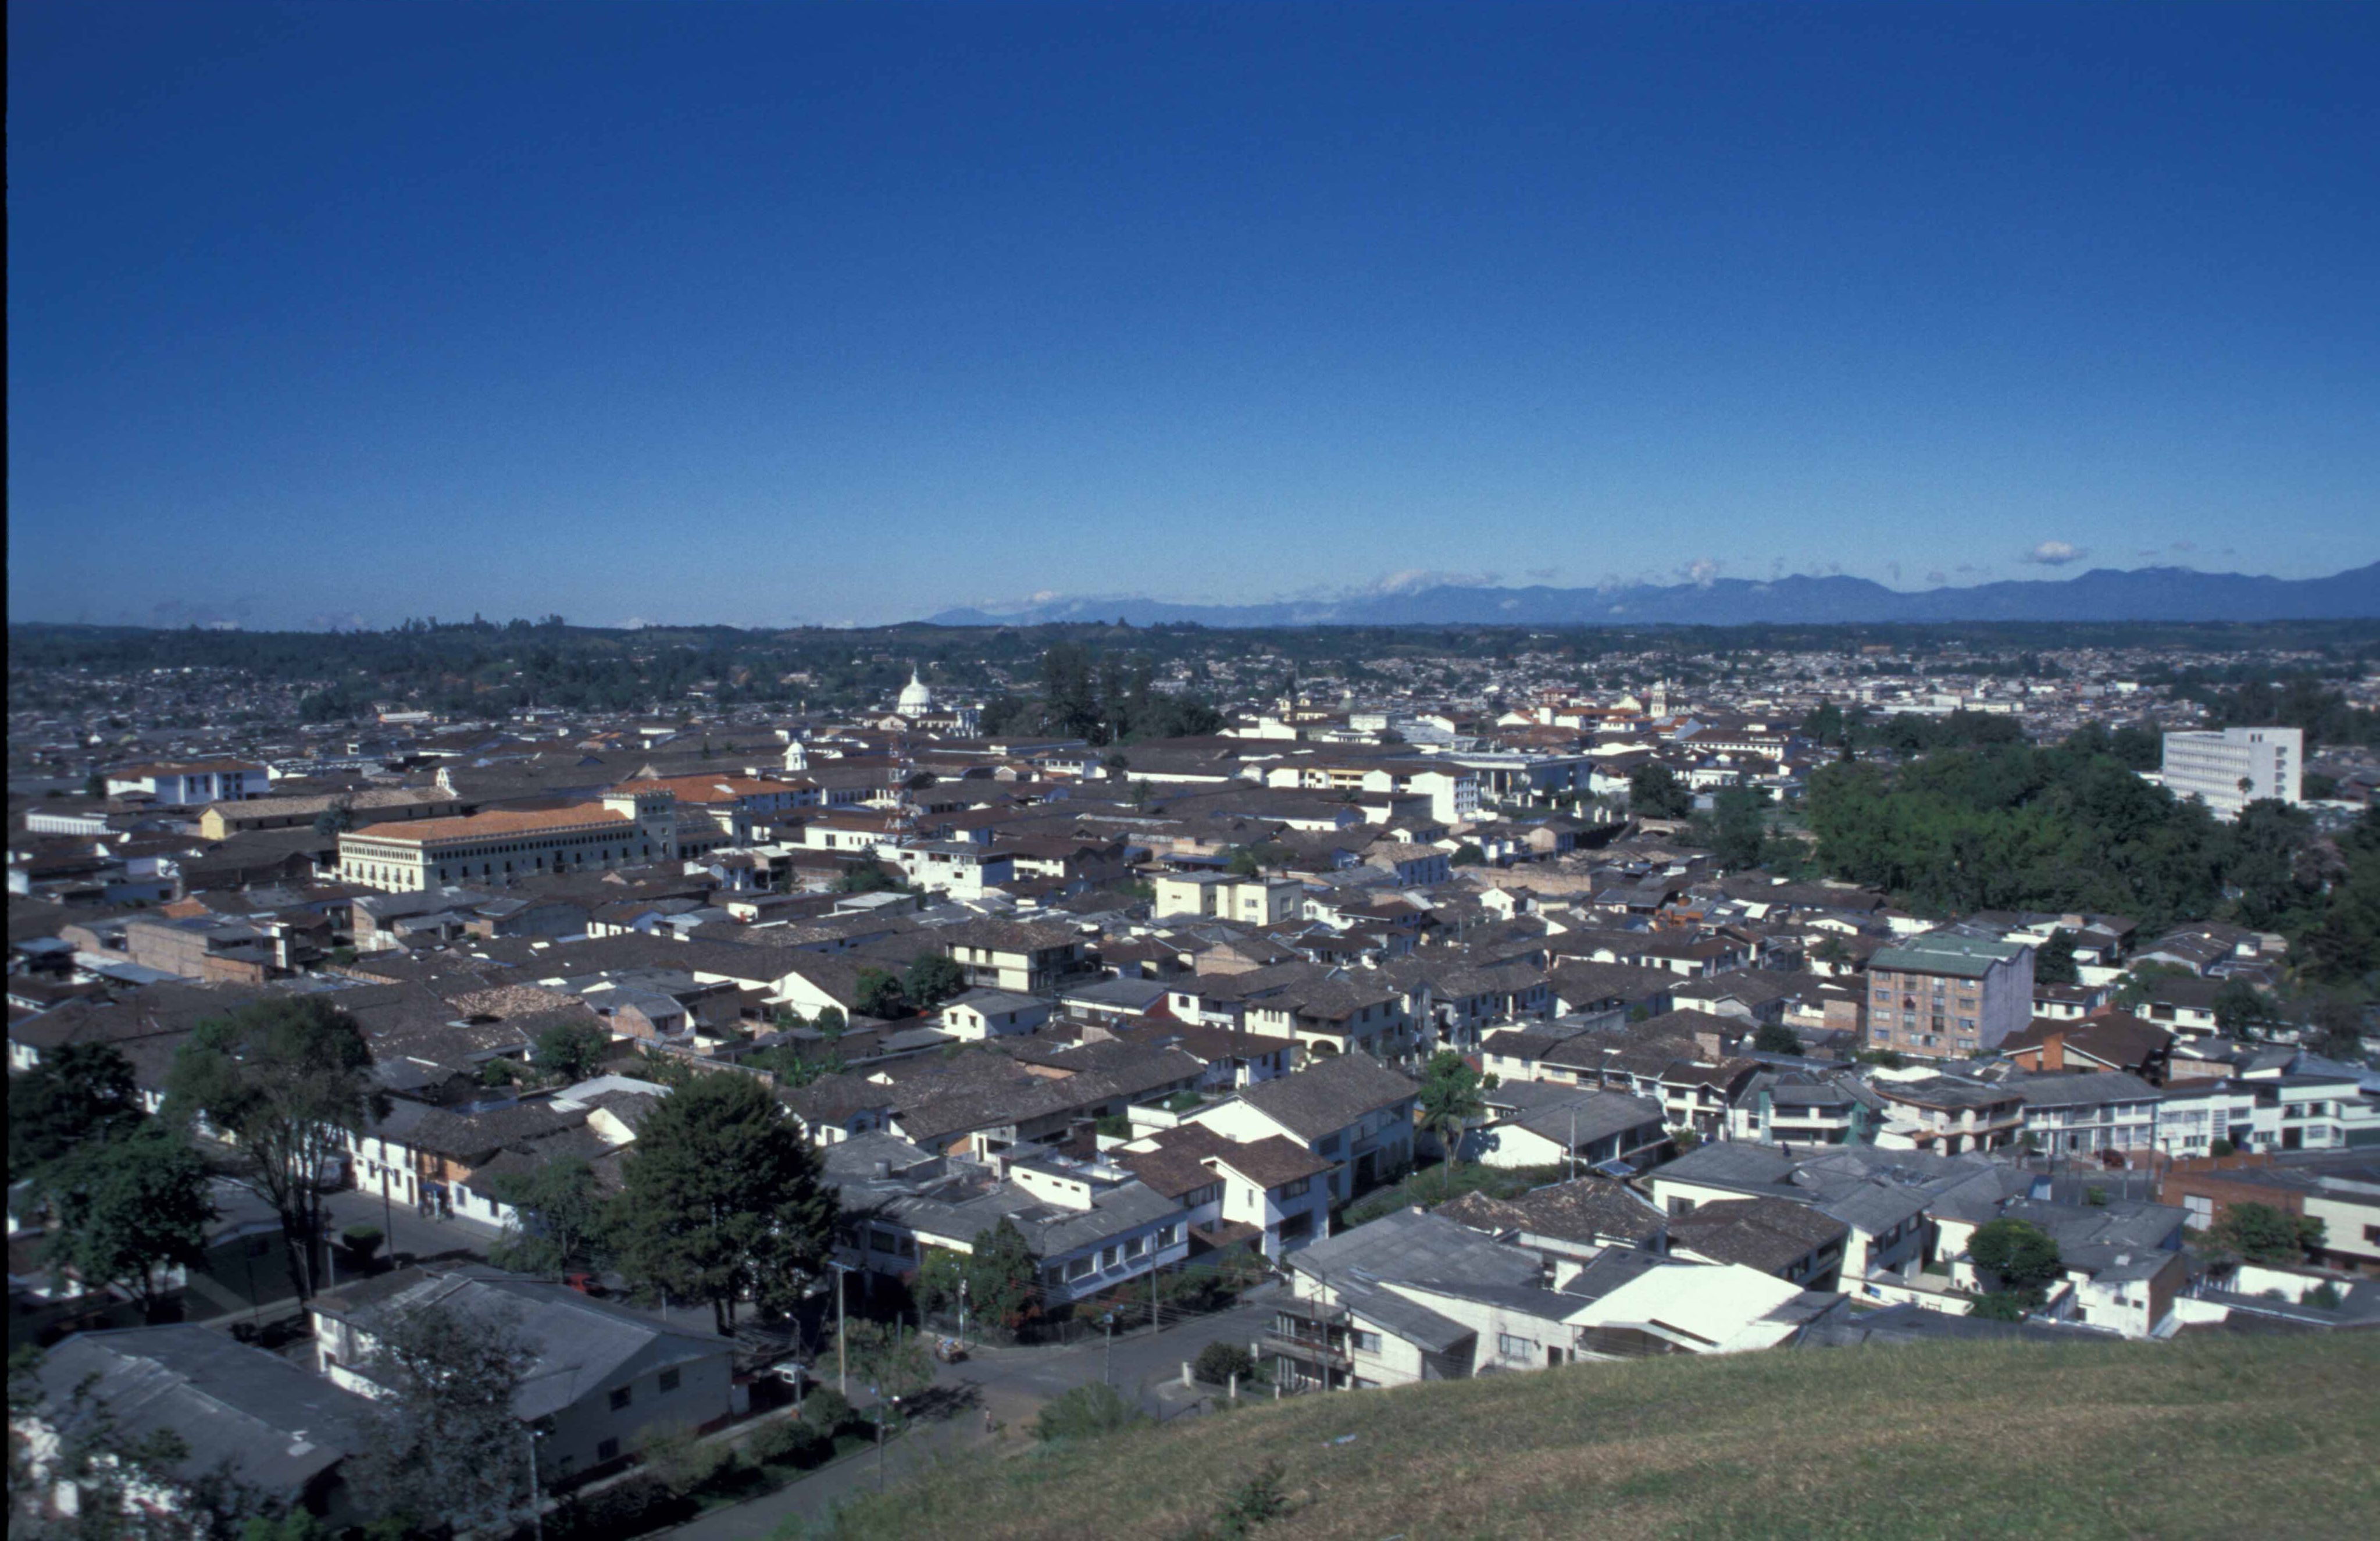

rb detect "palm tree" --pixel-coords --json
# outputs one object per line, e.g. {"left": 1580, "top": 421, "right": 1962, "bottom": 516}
{"left": 1417, "top": 1051, "right": 1488, "bottom": 1201}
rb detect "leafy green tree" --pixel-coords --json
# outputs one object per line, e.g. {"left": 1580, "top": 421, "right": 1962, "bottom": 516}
{"left": 9, "top": 1042, "right": 144, "bottom": 1180}
{"left": 2204, "top": 1202, "right": 2324, "bottom": 1265}
{"left": 1696, "top": 785, "right": 1772, "bottom": 870}
{"left": 487, "top": 1154, "right": 610, "bottom": 1275}
{"left": 2213, "top": 978, "right": 2270, "bottom": 1040}
{"left": 836, "top": 1318, "right": 932, "bottom": 1403}
{"left": 1752, "top": 1022, "right": 1805, "bottom": 1056}
{"left": 1416, "top": 1051, "right": 1487, "bottom": 1198}
{"left": 611, "top": 1072, "right": 838, "bottom": 1333}
{"left": 2298, "top": 808, "right": 2380, "bottom": 984}
{"left": 1628, "top": 764, "right": 1694, "bottom": 820}
{"left": 2300, "top": 994, "right": 2366, "bottom": 1061}
{"left": 350, "top": 1301, "right": 533, "bottom": 1536}
{"left": 2108, "top": 724, "right": 2163, "bottom": 771}
{"left": 1450, "top": 843, "right": 1486, "bottom": 866}
{"left": 309, "top": 803, "right": 356, "bottom": 839}
{"left": 912, "top": 1246, "right": 969, "bottom": 1317}
{"left": 164, "top": 997, "right": 383, "bottom": 1300}
{"left": 813, "top": 1006, "right": 848, "bottom": 1037}
{"left": 852, "top": 967, "right": 907, "bottom": 1019}
{"left": 533, "top": 1019, "right": 611, "bottom": 1082}
{"left": 2033, "top": 930, "right": 2079, "bottom": 985}
{"left": 834, "top": 864, "right": 900, "bottom": 895}
{"left": 901, "top": 954, "right": 967, "bottom": 1011}
{"left": 1968, "top": 1218, "right": 2063, "bottom": 1305}
{"left": 962, "top": 1217, "right": 1037, "bottom": 1331}
{"left": 38, "top": 1123, "right": 216, "bottom": 1321}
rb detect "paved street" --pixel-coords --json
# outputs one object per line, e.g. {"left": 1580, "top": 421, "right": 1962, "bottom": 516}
{"left": 323, "top": 1187, "right": 499, "bottom": 1271}
{"left": 657, "top": 1289, "right": 1284, "bottom": 1541}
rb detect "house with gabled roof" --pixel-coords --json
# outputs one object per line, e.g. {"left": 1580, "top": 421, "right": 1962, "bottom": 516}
{"left": 307, "top": 1265, "right": 734, "bottom": 1480}
{"left": 1187, "top": 1053, "right": 1419, "bottom": 1203}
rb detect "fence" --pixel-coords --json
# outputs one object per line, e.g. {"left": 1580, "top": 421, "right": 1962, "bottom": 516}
{"left": 919, "top": 1253, "right": 1273, "bottom": 1347}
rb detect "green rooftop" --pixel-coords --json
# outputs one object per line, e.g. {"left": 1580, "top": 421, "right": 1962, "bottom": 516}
{"left": 1869, "top": 933, "right": 2028, "bottom": 978}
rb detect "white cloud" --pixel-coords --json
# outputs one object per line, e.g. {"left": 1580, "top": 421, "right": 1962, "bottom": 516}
{"left": 1924, "top": 570, "right": 1947, "bottom": 586}
{"left": 1680, "top": 558, "right": 1721, "bottom": 587}
{"left": 2021, "top": 540, "right": 2089, "bottom": 566}
{"left": 1371, "top": 569, "right": 1500, "bottom": 594}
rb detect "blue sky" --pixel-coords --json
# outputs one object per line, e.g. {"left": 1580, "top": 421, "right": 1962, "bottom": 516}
{"left": 9, "top": 1, "right": 2377, "bottom": 629}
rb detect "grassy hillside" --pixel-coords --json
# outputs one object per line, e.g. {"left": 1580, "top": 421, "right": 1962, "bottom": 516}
{"left": 818, "top": 1332, "right": 2380, "bottom": 1540}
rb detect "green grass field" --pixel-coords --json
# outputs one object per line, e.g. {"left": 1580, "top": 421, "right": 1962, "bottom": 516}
{"left": 813, "top": 1330, "right": 2380, "bottom": 1540}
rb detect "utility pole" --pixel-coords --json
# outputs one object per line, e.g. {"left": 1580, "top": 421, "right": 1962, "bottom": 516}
{"left": 1151, "top": 1259, "right": 1161, "bottom": 1337}
{"left": 829, "top": 1260, "right": 855, "bottom": 1395}
{"left": 957, "top": 1277, "right": 968, "bottom": 1350}
{"left": 1101, "top": 1312, "right": 1115, "bottom": 1385}
{"left": 526, "top": 1426, "right": 546, "bottom": 1541}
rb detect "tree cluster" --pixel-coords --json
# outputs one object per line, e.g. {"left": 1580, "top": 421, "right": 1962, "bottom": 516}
{"left": 1805, "top": 733, "right": 2380, "bottom": 958}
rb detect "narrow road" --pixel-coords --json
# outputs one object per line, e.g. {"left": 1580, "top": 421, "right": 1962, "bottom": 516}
{"left": 657, "top": 1290, "right": 1284, "bottom": 1541}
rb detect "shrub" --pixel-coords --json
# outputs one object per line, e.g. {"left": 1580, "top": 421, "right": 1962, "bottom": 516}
{"left": 1194, "top": 1341, "right": 1255, "bottom": 1386}
{"left": 638, "top": 1423, "right": 732, "bottom": 1496}
{"left": 749, "top": 1417, "right": 830, "bottom": 1469}
{"left": 1968, "top": 1292, "right": 2032, "bottom": 1322}
{"left": 2304, "top": 1280, "right": 2343, "bottom": 1310}
{"left": 340, "top": 1225, "right": 384, "bottom": 1265}
{"left": 1032, "top": 1382, "right": 1150, "bottom": 1444}
{"left": 554, "top": 1475, "right": 692, "bottom": 1541}
{"left": 801, "top": 1386, "right": 854, "bottom": 1436}
{"left": 1184, "top": 1461, "right": 1291, "bottom": 1539}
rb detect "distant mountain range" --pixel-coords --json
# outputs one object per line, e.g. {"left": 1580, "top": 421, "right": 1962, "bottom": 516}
{"left": 928, "top": 561, "right": 2380, "bottom": 629}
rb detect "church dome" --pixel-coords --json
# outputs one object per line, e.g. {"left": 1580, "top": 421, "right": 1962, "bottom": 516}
{"left": 897, "top": 668, "right": 935, "bottom": 716}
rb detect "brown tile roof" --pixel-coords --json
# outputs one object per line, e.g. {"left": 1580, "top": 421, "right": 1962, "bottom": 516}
{"left": 1667, "top": 1196, "right": 1849, "bottom": 1274}
{"left": 349, "top": 805, "right": 634, "bottom": 844}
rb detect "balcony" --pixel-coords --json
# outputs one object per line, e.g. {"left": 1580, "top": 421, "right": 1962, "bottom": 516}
{"left": 1265, "top": 1299, "right": 1353, "bottom": 1369}
{"left": 1264, "top": 1328, "right": 1351, "bottom": 1370}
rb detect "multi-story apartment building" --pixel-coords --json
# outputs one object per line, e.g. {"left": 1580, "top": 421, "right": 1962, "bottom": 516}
{"left": 1872, "top": 1074, "right": 2025, "bottom": 1155}
{"left": 104, "top": 760, "right": 272, "bottom": 805}
{"left": 2160, "top": 726, "right": 2302, "bottom": 819}
{"left": 336, "top": 788, "right": 677, "bottom": 892}
{"left": 1865, "top": 934, "right": 2034, "bottom": 1060}
{"left": 1151, "top": 872, "right": 1304, "bottom": 925}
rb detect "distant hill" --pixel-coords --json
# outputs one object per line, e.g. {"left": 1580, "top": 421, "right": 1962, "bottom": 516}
{"left": 929, "top": 560, "right": 2380, "bottom": 627}
{"left": 826, "top": 1330, "right": 2379, "bottom": 1540}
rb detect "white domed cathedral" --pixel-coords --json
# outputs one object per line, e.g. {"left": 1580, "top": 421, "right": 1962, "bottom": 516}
{"left": 881, "top": 666, "right": 980, "bottom": 736}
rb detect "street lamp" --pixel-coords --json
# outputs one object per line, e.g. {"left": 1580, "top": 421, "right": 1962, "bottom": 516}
{"left": 1101, "top": 1311, "right": 1116, "bottom": 1386}
{"left": 957, "top": 1276, "right": 968, "bottom": 1350}
{"left": 876, "top": 1393, "right": 901, "bottom": 1493}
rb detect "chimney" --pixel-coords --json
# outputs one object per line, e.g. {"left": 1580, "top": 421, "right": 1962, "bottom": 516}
{"left": 872, "top": 1160, "right": 891, "bottom": 1180}
{"left": 2042, "top": 1031, "right": 2066, "bottom": 1072}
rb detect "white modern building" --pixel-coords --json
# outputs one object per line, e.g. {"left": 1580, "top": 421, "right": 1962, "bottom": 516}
{"left": 103, "top": 760, "right": 272, "bottom": 805}
{"left": 2160, "top": 727, "right": 2301, "bottom": 819}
